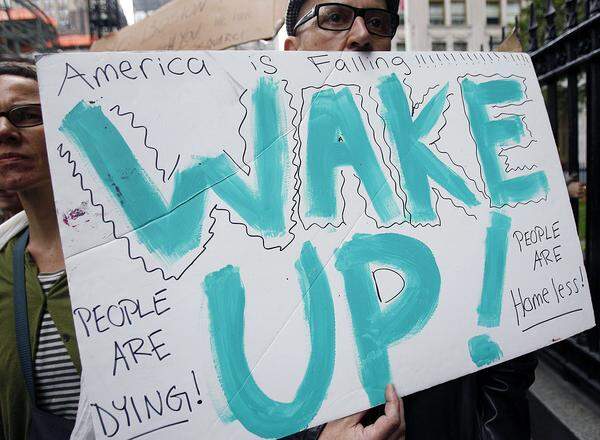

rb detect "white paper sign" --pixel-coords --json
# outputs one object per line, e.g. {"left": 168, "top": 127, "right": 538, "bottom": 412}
{"left": 37, "top": 50, "right": 595, "bottom": 440}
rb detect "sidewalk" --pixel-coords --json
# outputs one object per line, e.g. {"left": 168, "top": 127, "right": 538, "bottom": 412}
{"left": 530, "top": 359, "right": 600, "bottom": 440}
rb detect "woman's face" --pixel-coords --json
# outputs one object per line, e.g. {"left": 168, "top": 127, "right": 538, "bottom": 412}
{"left": 0, "top": 75, "right": 49, "bottom": 194}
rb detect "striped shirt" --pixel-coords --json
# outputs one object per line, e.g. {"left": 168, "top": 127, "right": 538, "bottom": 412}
{"left": 33, "top": 270, "right": 80, "bottom": 419}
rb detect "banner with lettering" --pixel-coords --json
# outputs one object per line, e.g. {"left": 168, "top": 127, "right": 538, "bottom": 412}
{"left": 37, "top": 51, "right": 595, "bottom": 439}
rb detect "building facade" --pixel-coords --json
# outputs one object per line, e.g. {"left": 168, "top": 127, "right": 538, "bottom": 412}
{"left": 394, "top": 0, "right": 524, "bottom": 51}
{"left": 0, "top": 0, "right": 97, "bottom": 55}
{"left": 32, "top": 0, "right": 89, "bottom": 36}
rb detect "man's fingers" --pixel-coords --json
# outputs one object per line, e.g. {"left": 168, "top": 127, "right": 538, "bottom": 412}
{"left": 384, "top": 384, "right": 401, "bottom": 422}
{"left": 362, "top": 384, "right": 404, "bottom": 439}
{"left": 319, "top": 408, "right": 370, "bottom": 440}
{"left": 341, "top": 408, "right": 369, "bottom": 428}
{"left": 324, "top": 385, "right": 405, "bottom": 440}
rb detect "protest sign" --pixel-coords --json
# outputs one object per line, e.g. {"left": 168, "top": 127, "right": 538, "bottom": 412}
{"left": 90, "top": 0, "right": 288, "bottom": 52}
{"left": 37, "top": 50, "right": 595, "bottom": 439}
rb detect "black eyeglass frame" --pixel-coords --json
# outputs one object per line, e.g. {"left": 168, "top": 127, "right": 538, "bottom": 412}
{"left": 292, "top": 2, "right": 400, "bottom": 37}
{"left": 0, "top": 104, "right": 43, "bottom": 128}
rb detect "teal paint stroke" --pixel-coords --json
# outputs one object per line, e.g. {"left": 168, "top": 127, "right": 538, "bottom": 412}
{"left": 203, "top": 241, "right": 335, "bottom": 439}
{"left": 469, "top": 334, "right": 503, "bottom": 367}
{"left": 60, "top": 101, "right": 209, "bottom": 262}
{"left": 461, "top": 77, "right": 549, "bottom": 206}
{"left": 59, "top": 77, "right": 288, "bottom": 263}
{"left": 335, "top": 233, "right": 440, "bottom": 406}
{"left": 305, "top": 86, "right": 402, "bottom": 224}
{"left": 478, "top": 211, "right": 512, "bottom": 328}
{"left": 377, "top": 74, "right": 479, "bottom": 224}
{"left": 203, "top": 77, "right": 289, "bottom": 237}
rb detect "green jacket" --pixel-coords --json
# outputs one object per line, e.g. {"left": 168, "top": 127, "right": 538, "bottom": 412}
{"left": 0, "top": 232, "right": 81, "bottom": 440}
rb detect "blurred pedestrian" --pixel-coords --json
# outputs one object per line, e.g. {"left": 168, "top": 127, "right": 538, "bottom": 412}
{"left": 565, "top": 173, "right": 586, "bottom": 199}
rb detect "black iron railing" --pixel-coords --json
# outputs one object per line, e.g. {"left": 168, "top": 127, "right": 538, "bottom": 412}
{"left": 521, "top": 0, "right": 600, "bottom": 402}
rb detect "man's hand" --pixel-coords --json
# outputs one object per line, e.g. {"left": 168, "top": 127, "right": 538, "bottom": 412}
{"left": 319, "top": 384, "right": 405, "bottom": 440}
{"left": 567, "top": 181, "right": 586, "bottom": 199}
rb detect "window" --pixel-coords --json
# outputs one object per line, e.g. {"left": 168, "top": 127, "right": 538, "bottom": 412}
{"left": 396, "top": 41, "right": 406, "bottom": 51}
{"left": 486, "top": 0, "right": 500, "bottom": 25}
{"left": 451, "top": 0, "right": 466, "bottom": 25}
{"left": 399, "top": 9, "right": 405, "bottom": 25}
{"left": 453, "top": 41, "right": 468, "bottom": 51}
{"left": 432, "top": 41, "right": 447, "bottom": 51}
{"left": 506, "top": 0, "right": 521, "bottom": 24}
{"left": 429, "top": 0, "right": 445, "bottom": 25}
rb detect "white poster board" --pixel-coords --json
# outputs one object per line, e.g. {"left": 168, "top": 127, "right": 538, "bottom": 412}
{"left": 37, "top": 50, "right": 595, "bottom": 440}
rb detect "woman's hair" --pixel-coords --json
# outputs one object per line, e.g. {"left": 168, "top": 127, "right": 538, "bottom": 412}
{"left": 0, "top": 58, "right": 37, "bottom": 81}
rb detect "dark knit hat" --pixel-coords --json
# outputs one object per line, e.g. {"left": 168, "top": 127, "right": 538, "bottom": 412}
{"left": 286, "top": 0, "right": 400, "bottom": 35}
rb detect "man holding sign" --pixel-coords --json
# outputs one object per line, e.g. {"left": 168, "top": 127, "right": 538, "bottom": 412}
{"left": 283, "top": 0, "right": 537, "bottom": 439}
{"left": 283, "top": 1, "right": 405, "bottom": 439}
{"left": 71, "top": 3, "right": 409, "bottom": 437}
{"left": 0, "top": 11, "right": 402, "bottom": 440}
{"left": 7, "top": 0, "right": 582, "bottom": 438}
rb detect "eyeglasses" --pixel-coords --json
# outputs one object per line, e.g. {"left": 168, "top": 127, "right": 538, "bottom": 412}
{"left": 293, "top": 3, "right": 399, "bottom": 38}
{"left": 0, "top": 104, "right": 43, "bottom": 128}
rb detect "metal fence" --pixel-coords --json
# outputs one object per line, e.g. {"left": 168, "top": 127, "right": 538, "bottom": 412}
{"left": 523, "top": 0, "right": 600, "bottom": 400}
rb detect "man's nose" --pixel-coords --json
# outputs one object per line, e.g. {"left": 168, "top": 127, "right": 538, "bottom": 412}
{"left": 346, "top": 16, "right": 372, "bottom": 50}
{"left": 0, "top": 116, "right": 20, "bottom": 144}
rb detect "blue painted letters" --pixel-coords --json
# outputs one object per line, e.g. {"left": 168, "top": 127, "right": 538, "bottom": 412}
{"left": 461, "top": 77, "right": 549, "bottom": 206}
{"left": 203, "top": 242, "right": 335, "bottom": 438}
{"left": 335, "top": 233, "right": 441, "bottom": 405}
{"left": 304, "top": 87, "right": 402, "bottom": 224}
{"left": 378, "top": 74, "right": 480, "bottom": 224}
{"left": 60, "top": 77, "right": 288, "bottom": 261}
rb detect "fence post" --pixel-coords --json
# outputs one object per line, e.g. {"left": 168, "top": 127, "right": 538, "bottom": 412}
{"left": 545, "top": 0, "right": 558, "bottom": 42}
{"left": 586, "top": 0, "right": 600, "bottom": 349}
{"left": 566, "top": 0, "right": 579, "bottom": 28}
{"left": 529, "top": 2, "right": 539, "bottom": 51}
{"left": 565, "top": 0, "right": 580, "bottom": 223}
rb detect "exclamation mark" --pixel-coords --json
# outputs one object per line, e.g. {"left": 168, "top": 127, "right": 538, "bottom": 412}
{"left": 468, "top": 211, "right": 511, "bottom": 367}
{"left": 191, "top": 370, "right": 203, "bottom": 405}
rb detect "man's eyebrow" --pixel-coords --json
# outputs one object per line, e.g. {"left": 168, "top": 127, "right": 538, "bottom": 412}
{"left": 4, "top": 87, "right": 39, "bottom": 100}
{"left": 5, "top": 87, "right": 39, "bottom": 101}
{"left": 9, "top": 99, "right": 41, "bottom": 106}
